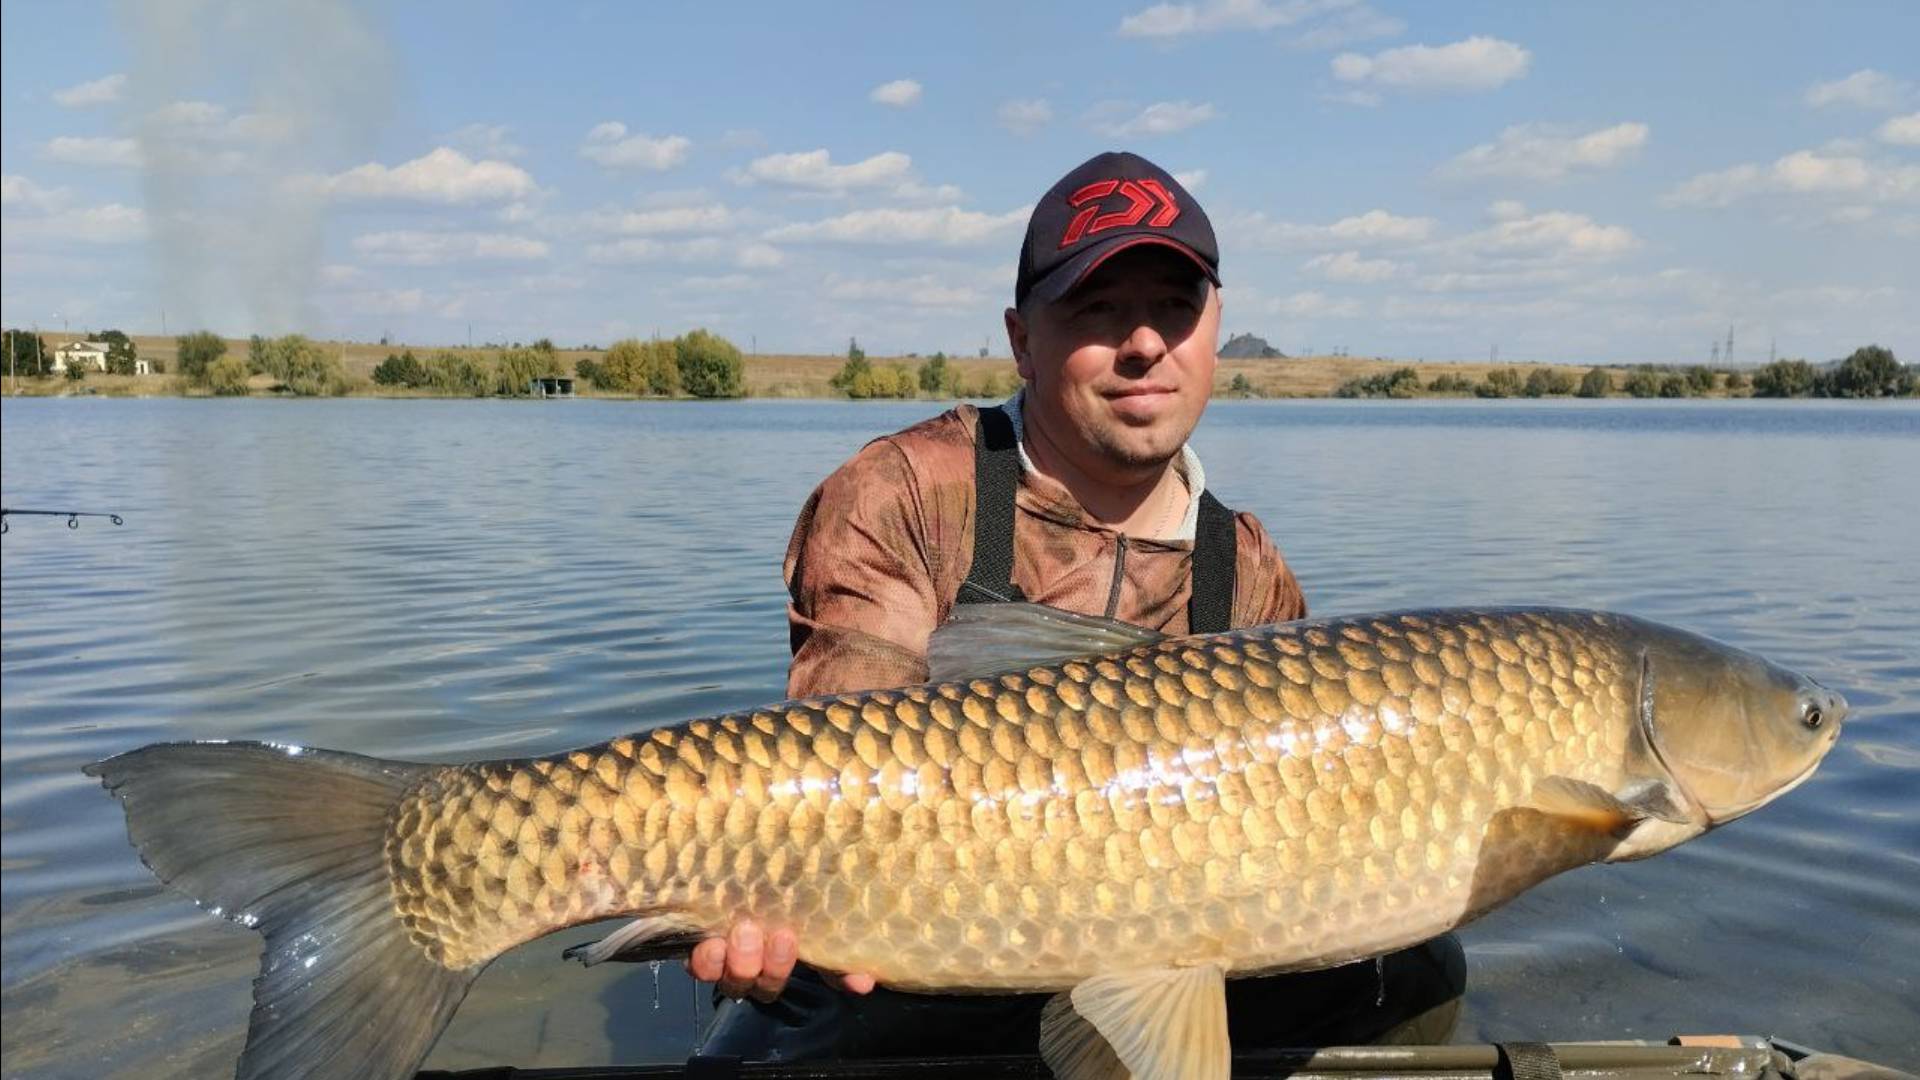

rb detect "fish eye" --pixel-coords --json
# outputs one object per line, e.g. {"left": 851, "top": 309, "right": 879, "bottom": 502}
{"left": 1803, "top": 705, "right": 1824, "bottom": 730}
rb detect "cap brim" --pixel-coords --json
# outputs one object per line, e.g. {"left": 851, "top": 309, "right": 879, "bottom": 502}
{"left": 1025, "top": 234, "right": 1220, "bottom": 307}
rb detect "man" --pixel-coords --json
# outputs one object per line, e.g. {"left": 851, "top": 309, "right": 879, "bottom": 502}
{"left": 687, "top": 151, "right": 1462, "bottom": 1060}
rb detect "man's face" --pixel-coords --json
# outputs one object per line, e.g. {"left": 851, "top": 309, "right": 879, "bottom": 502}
{"left": 1008, "top": 245, "right": 1219, "bottom": 474}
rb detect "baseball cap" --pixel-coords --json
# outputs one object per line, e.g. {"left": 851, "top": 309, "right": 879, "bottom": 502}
{"left": 1015, "top": 150, "right": 1220, "bottom": 308}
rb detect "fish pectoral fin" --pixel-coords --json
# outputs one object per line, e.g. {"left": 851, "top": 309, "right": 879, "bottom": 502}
{"left": 563, "top": 914, "right": 707, "bottom": 966}
{"left": 1039, "top": 993, "right": 1128, "bottom": 1080}
{"left": 1049, "top": 964, "right": 1231, "bottom": 1080}
{"left": 926, "top": 602, "right": 1166, "bottom": 683}
{"left": 1528, "top": 775, "right": 1689, "bottom": 835}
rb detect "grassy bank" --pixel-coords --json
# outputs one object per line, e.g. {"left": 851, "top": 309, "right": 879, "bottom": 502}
{"left": 4, "top": 332, "right": 1886, "bottom": 400}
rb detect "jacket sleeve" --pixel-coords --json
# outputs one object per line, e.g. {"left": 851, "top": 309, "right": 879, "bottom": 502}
{"left": 1230, "top": 511, "right": 1308, "bottom": 627}
{"left": 783, "top": 438, "right": 943, "bottom": 698}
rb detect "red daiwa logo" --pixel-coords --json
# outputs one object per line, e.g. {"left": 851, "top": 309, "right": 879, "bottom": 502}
{"left": 1058, "top": 178, "right": 1180, "bottom": 249}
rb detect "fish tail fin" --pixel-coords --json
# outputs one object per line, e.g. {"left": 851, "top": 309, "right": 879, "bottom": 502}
{"left": 86, "top": 741, "right": 478, "bottom": 1080}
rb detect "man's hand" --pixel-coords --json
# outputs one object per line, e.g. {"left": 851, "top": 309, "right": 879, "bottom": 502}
{"left": 687, "top": 920, "right": 878, "bottom": 1002}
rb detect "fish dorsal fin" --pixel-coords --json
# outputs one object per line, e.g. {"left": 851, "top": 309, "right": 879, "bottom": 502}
{"left": 1049, "top": 964, "right": 1230, "bottom": 1080}
{"left": 1529, "top": 776, "right": 1690, "bottom": 835}
{"left": 926, "top": 602, "right": 1166, "bottom": 683}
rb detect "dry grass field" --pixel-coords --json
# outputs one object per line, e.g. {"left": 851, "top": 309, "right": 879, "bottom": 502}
{"left": 6, "top": 333, "right": 1633, "bottom": 399}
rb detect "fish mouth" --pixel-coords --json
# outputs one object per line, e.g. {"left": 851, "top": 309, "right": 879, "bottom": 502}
{"left": 1703, "top": 742, "right": 1831, "bottom": 826}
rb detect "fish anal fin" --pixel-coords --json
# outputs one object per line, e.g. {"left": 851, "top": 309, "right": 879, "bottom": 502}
{"left": 1063, "top": 964, "right": 1230, "bottom": 1080}
{"left": 563, "top": 914, "right": 707, "bottom": 966}
{"left": 1039, "top": 992, "right": 1128, "bottom": 1080}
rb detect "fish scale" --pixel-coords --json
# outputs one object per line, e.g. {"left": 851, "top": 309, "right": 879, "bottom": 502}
{"left": 385, "top": 608, "right": 1633, "bottom": 984}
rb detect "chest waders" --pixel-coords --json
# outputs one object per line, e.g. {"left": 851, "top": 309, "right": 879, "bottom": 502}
{"left": 955, "top": 404, "right": 1238, "bottom": 631}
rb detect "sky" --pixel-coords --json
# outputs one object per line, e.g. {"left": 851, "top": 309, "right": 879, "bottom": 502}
{"left": 2, "top": 0, "right": 1916, "bottom": 363}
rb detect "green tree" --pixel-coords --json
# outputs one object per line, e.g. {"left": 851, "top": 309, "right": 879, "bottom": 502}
{"left": 206, "top": 354, "right": 252, "bottom": 395}
{"left": 3, "top": 330, "right": 52, "bottom": 377}
{"left": 573, "top": 356, "right": 604, "bottom": 388}
{"left": 1228, "top": 373, "right": 1256, "bottom": 398}
{"left": 1427, "top": 372, "right": 1471, "bottom": 394}
{"left": 248, "top": 334, "right": 270, "bottom": 375}
{"left": 1476, "top": 368, "right": 1523, "bottom": 398}
{"left": 1622, "top": 366, "right": 1664, "bottom": 398}
{"left": 372, "top": 349, "right": 427, "bottom": 388}
{"left": 1685, "top": 365, "right": 1717, "bottom": 393}
{"left": 1821, "top": 345, "right": 1905, "bottom": 398}
{"left": 1576, "top": 367, "right": 1612, "bottom": 398}
{"left": 427, "top": 352, "right": 490, "bottom": 396}
{"left": 65, "top": 358, "right": 87, "bottom": 381}
{"left": 675, "top": 329, "right": 745, "bottom": 398}
{"left": 1658, "top": 373, "right": 1689, "bottom": 398}
{"left": 99, "top": 330, "right": 138, "bottom": 375}
{"left": 1523, "top": 368, "right": 1576, "bottom": 397}
{"left": 831, "top": 351, "right": 873, "bottom": 394}
{"left": 1723, "top": 369, "right": 1748, "bottom": 392}
{"left": 636, "top": 340, "right": 680, "bottom": 395}
{"left": 176, "top": 331, "right": 228, "bottom": 384}
{"left": 493, "top": 344, "right": 561, "bottom": 396}
{"left": 918, "top": 353, "right": 950, "bottom": 395}
{"left": 1751, "top": 359, "right": 1816, "bottom": 398}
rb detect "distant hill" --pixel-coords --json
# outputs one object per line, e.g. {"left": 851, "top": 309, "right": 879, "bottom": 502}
{"left": 1220, "top": 332, "right": 1286, "bottom": 359}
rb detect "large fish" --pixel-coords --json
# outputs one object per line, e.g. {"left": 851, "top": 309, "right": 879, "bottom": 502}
{"left": 87, "top": 606, "right": 1844, "bottom": 1080}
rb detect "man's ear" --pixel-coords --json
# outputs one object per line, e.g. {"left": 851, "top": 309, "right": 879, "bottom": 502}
{"left": 1005, "top": 306, "right": 1035, "bottom": 381}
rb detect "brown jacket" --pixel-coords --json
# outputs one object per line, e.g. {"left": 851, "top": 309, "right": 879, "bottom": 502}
{"left": 783, "top": 404, "right": 1308, "bottom": 698}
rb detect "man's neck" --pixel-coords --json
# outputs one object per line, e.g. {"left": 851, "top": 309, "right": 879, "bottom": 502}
{"left": 1015, "top": 398, "right": 1187, "bottom": 536}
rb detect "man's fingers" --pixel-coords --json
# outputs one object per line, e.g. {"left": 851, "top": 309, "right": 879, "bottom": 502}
{"left": 686, "top": 937, "right": 728, "bottom": 983}
{"left": 830, "top": 971, "right": 878, "bottom": 995}
{"left": 716, "top": 921, "right": 765, "bottom": 999}
{"left": 749, "top": 928, "right": 799, "bottom": 1002}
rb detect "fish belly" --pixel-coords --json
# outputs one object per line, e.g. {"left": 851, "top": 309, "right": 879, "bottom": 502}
{"left": 388, "top": 610, "right": 1639, "bottom": 986}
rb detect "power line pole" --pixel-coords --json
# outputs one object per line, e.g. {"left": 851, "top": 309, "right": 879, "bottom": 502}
{"left": 1725, "top": 325, "right": 1735, "bottom": 367}
{"left": 1769, "top": 338, "right": 1776, "bottom": 365}
{"left": 1710, "top": 341, "right": 1720, "bottom": 365}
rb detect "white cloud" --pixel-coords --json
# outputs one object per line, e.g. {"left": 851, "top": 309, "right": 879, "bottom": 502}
{"left": 1413, "top": 267, "right": 1577, "bottom": 293}
{"left": 765, "top": 205, "right": 1029, "bottom": 246}
{"left": 1264, "top": 290, "right": 1363, "bottom": 319}
{"left": 743, "top": 149, "right": 912, "bottom": 192}
{"left": 1663, "top": 149, "right": 1920, "bottom": 208}
{"left": 325, "top": 148, "right": 536, "bottom": 204}
{"left": 1238, "top": 208, "right": 1437, "bottom": 250}
{"left": 1878, "top": 113, "right": 1920, "bottom": 146}
{"left": 1438, "top": 122, "right": 1648, "bottom": 182}
{"left": 584, "top": 236, "right": 782, "bottom": 270}
{"left": 352, "top": 230, "right": 551, "bottom": 265}
{"left": 1118, "top": 0, "right": 1399, "bottom": 44}
{"left": 1331, "top": 36, "right": 1530, "bottom": 95}
{"left": 3, "top": 203, "right": 146, "bottom": 244}
{"left": 827, "top": 274, "right": 987, "bottom": 309}
{"left": 1, "top": 175, "right": 71, "bottom": 213}
{"left": 43, "top": 135, "right": 142, "bottom": 167}
{"left": 580, "top": 122, "right": 692, "bottom": 171}
{"left": 1804, "top": 70, "right": 1913, "bottom": 110}
{"left": 1089, "top": 100, "right": 1217, "bottom": 137}
{"left": 870, "top": 79, "right": 923, "bottom": 107}
{"left": 1455, "top": 203, "right": 1637, "bottom": 259}
{"left": 587, "top": 204, "right": 737, "bottom": 236}
{"left": 53, "top": 73, "right": 126, "bottom": 107}
{"left": 998, "top": 99, "right": 1053, "bottom": 136}
{"left": 1304, "top": 250, "right": 1400, "bottom": 282}
{"left": 1173, "top": 169, "right": 1209, "bottom": 191}
{"left": 439, "top": 123, "right": 525, "bottom": 160}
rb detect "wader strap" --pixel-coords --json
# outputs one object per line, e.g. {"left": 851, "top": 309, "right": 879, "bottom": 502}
{"left": 957, "top": 406, "right": 1023, "bottom": 604}
{"left": 1188, "top": 491, "right": 1237, "bottom": 635}
{"left": 1495, "top": 1041, "right": 1565, "bottom": 1080}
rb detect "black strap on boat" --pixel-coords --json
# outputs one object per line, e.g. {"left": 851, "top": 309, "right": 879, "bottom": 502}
{"left": 955, "top": 404, "right": 1237, "bottom": 633}
{"left": 1495, "top": 1041, "right": 1565, "bottom": 1080}
{"left": 956, "top": 405, "right": 1024, "bottom": 605}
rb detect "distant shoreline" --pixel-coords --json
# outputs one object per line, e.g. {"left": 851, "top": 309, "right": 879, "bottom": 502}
{"left": 6, "top": 332, "right": 1906, "bottom": 401}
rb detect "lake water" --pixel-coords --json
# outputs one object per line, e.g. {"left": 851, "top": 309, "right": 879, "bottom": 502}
{"left": 2, "top": 397, "right": 1916, "bottom": 1076}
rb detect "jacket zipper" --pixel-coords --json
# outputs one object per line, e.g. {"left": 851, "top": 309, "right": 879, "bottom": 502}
{"left": 1104, "top": 534, "right": 1129, "bottom": 619}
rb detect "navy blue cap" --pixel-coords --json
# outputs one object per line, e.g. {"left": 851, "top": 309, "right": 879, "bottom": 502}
{"left": 1015, "top": 151, "right": 1220, "bottom": 307}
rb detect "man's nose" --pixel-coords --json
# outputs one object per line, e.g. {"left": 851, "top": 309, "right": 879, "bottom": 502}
{"left": 1116, "top": 320, "right": 1169, "bottom": 368}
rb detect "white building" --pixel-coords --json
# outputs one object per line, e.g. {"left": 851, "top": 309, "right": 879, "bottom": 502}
{"left": 50, "top": 341, "right": 109, "bottom": 373}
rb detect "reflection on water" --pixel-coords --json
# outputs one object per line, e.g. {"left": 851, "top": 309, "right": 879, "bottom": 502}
{"left": 3, "top": 398, "right": 1916, "bottom": 1075}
